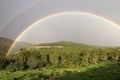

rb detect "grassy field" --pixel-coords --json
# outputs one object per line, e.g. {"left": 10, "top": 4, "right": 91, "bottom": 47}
{"left": 0, "top": 61, "right": 120, "bottom": 80}
{"left": 1, "top": 41, "right": 120, "bottom": 80}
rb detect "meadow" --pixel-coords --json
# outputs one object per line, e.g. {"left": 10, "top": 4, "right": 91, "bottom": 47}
{"left": 0, "top": 41, "right": 120, "bottom": 80}
{"left": 0, "top": 62, "right": 120, "bottom": 80}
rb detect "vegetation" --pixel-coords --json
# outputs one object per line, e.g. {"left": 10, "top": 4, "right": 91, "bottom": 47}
{"left": 0, "top": 62, "right": 120, "bottom": 80}
{"left": 0, "top": 41, "right": 120, "bottom": 80}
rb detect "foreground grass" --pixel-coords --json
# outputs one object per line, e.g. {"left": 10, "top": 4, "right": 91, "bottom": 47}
{"left": 0, "top": 62, "right": 120, "bottom": 80}
{"left": 58, "top": 62, "right": 120, "bottom": 80}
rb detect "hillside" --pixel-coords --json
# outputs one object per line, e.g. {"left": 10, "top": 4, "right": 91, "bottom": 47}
{"left": 0, "top": 37, "right": 34, "bottom": 55}
{"left": 0, "top": 37, "right": 13, "bottom": 55}
{"left": 10, "top": 41, "right": 34, "bottom": 54}
{"left": 37, "top": 41, "right": 92, "bottom": 48}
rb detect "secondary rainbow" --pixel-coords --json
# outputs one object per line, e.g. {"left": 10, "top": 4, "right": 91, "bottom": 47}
{"left": 0, "top": 1, "right": 41, "bottom": 34}
{"left": 6, "top": 11, "right": 120, "bottom": 56}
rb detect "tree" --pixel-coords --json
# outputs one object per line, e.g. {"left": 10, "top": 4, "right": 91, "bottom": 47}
{"left": 46, "top": 54, "right": 50, "bottom": 64}
{"left": 0, "top": 56, "right": 8, "bottom": 69}
{"left": 88, "top": 55, "right": 94, "bottom": 64}
{"left": 107, "top": 53, "right": 113, "bottom": 61}
{"left": 58, "top": 55, "right": 62, "bottom": 63}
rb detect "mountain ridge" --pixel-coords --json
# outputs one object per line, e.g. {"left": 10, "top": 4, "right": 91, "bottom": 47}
{"left": 37, "top": 41, "right": 92, "bottom": 48}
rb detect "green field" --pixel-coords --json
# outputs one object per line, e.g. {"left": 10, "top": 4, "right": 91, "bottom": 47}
{"left": 0, "top": 62, "right": 120, "bottom": 80}
{"left": 0, "top": 41, "right": 120, "bottom": 80}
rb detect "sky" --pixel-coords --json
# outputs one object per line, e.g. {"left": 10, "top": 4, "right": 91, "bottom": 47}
{"left": 0, "top": 0, "right": 120, "bottom": 46}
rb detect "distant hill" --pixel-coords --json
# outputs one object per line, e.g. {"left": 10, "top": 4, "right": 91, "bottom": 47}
{"left": 10, "top": 41, "right": 34, "bottom": 54}
{"left": 0, "top": 37, "right": 13, "bottom": 55}
{"left": 0, "top": 38, "right": 97, "bottom": 55}
{"left": 37, "top": 41, "right": 92, "bottom": 48}
{"left": 0, "top": 37, "right": 34, "bottom": 55}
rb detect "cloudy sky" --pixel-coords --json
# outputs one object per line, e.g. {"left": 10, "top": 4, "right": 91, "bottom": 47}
{"left": 0, "top": 0, "right": 120, "bottom": 46}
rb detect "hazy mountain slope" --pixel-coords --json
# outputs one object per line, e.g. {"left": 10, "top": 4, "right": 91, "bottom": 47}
{"left": 0, "top": 37, "right": 34, "bottom": 55}
{"left": 0, "top": 37, "right": 13, "bottom": 55}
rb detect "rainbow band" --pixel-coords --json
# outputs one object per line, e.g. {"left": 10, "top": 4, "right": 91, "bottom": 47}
{"left": 6, "top": 11, "right": 120, "bottom": 56}
{"left": 0, "top": 1, "right": 41, "bottom": 34}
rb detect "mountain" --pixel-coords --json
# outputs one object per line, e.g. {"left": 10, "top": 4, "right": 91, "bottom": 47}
{"left": 0, "top": 37, "right": 13, "bottom": 56}
{"left": 0, "top": 37, "right": 34, "bottom": 55}
{"left": 37, "top": 41, "right": 92, "bottom": 48}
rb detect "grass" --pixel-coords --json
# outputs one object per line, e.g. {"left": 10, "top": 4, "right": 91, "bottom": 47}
{"left": 58, "top": 62, "right": 120, "bottom": 80}
{"left": 0, "top": 62, "right": 120, "bottom": 80}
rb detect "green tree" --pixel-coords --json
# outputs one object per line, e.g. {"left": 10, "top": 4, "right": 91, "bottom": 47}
{"left": 58, "top": 55, "right": 62, "bottom": 63}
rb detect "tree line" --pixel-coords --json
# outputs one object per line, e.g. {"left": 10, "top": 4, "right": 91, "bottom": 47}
{"left": 0, "top": 47, "right": 120, "bottom": 72}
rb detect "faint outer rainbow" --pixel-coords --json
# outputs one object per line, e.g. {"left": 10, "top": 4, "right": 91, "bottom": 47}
{"left": 6, "top": 11, "right": 120, "bottom": 56}
{"left": 0, "top": 1, "right": 41, "bottom": 34}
